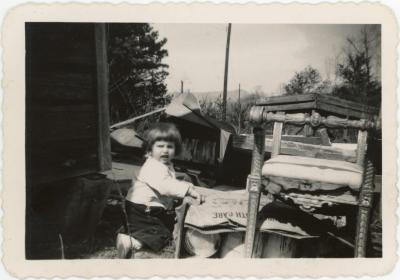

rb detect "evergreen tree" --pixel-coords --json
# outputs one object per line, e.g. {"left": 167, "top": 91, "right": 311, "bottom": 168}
{"left": 107, "top": 23, "right": 169, "bottom": 124}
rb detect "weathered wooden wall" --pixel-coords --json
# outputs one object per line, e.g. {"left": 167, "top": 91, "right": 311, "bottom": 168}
{"left": 25, "top": 23, "right": 112, "bottom": 259}
{"left": 26, "top": 23, "right": 111, "bottom": 186}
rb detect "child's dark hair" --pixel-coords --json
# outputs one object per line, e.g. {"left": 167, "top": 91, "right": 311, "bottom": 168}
{"left": 143, "top": 122, "right": 182, "bottom": 155}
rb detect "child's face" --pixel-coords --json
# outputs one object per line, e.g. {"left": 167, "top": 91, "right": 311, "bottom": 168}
{"left": 150, "top": 140, "right": 176, "bottom": 164}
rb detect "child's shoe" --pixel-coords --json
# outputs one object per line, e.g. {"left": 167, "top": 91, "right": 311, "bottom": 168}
{"left": 116, "top": 233, "right": 143, "bottom": 258}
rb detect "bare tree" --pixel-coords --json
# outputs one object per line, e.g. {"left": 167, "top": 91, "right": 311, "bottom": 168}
{"left": 334, "top": 25, "right": 381, "bottom": 105}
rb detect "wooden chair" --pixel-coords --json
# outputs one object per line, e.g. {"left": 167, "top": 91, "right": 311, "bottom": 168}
{"left": 244, "top": 107, "right": 380, "bottom": 258}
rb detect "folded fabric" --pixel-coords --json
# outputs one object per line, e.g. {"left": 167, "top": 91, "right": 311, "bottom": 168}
{"left": 258, "top": 200, "right": 336, "bottom": 236}
{"left": 184, "top": 188, "right": 327, "bottom": 239}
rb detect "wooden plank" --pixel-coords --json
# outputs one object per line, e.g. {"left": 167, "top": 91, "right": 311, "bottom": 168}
{"left": 31, "top": 71, "right": 95, "bottom": 102}
{"left": 261, "top": 233, "right": 298, "bottom": 258}
{"left": 33, "top": 104, "right": 95, "bottom": 112}
{"left": 31, "top": 72, "right": 94, "bottom": 88}
{"left": 271, "top": 113, "right": 284, "bottom": 157}
{"left": 32, "top": 167, "right": 98, "bottom": 186}
{"left": 256, "top": 93, "right": 316, "bottom": 105}
{"left": 253, "top": 232, "right": 264, "bottom": 258}
{"left": 256, "top": 93, "right": 378, "bottom": 117}
{"left": 32, "top": 106, "right": 96, "bottom": 142}
{"left": 319, "top": 101, "right": 374, "bottom": 119}
{"left": 31, "top": 85, "right": 95, "bottom": 103}
{"left": 31, "top": 137, "right": 99, "bottom": 185}
{"left": 110, "top": 107, "right": 166, "bottom": 129}
{"left": 232, "top": 135, "right": 357, "bottom": 162}
{"left": 95, "top": 23, "right": 112, "bottom": 171}
{"left": 259, "top": 101, "right": 316, "bottom": 112}
{"left": 317, "top": 94, "right": 379, "bottom": 116}
{"left": 31, "top": 139, "right": 98, "bottom": 163}
{"left": 265, "top": 134, "right": 324, "bottom": 145}
{"left": 317, "top": 101, "right": 373, "bottom": 119}
{"left": 31, "top": 54, "right": 94, "bottom": 67}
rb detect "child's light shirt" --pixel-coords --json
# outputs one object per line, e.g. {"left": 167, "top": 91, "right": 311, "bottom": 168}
{"left": 126, "top": 156, "right": 192, "bottom": 209}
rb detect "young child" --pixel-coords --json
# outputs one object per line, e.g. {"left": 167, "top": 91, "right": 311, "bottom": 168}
{"left": 116, "top": 122, "right": 204, "bottom": 258}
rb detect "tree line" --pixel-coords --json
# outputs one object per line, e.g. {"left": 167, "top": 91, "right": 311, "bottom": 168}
{"left": 107, "top": 24, "right": 380, "bottom": 135}
{"left": 200, "top": 26, "right": 381, "bottom": 134}
{"left": 283, "top": 26, "right": 381, "bottom": 106}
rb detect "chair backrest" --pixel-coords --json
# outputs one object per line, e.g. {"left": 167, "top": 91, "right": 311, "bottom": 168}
{"left": 249, "top": 108, "right": 379, "bottom": 168}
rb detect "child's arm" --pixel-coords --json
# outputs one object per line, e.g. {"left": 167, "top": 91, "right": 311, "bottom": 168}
{"left": 142, "top": 169, "right": 205, "bottom": 202}
{"left": 139, "top": 159, "right": 205, "bottom": 202}
{"left": 153, "top": 176, "right": 193, "bottom": 198}
{"left": 186, "top": 186, "right": 205, "bottom": 204}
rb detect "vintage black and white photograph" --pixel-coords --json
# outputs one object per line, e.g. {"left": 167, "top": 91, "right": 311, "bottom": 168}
{"left": 24, "top": 21, "right": 383, "bottom": 260}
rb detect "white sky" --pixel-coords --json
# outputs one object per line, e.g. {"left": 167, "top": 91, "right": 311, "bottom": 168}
{"left": 152, "top": 23, "right": 368, "bottom": 95}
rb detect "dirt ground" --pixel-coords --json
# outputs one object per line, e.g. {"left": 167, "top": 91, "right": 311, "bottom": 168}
{"left": 53, "top": 192, "right": 381, "bottom": 259}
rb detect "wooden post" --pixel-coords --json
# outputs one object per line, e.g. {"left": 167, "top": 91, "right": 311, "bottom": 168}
{"left": 95, "top": 23, "right": 111, "bottom": 171}
{"left": 271, "top": 112, "right": 284, "bottom": 158}
{"left": 317, "top": 128, "right": 331, "bottom": 146}
{"left": 244, "top": 126, "right": 265, "bottom": 257}
{"left": 343, "top": 114, "right": 350, "bottom": 141}
{"left": 238, "top": 83, "right": 241, "bottom": 134}
{"left": 303, "top": 113, "right": 312, "bottom": 136}
{"left": 356, "top": 130, "right": 368, "bottom": 167}
{"left": 222, "top": 23, "right": 232, "bottom": 121}
{"left": 355, "top": 158, "right": 375, "bottom": 257}
{"left": 355, "top": 114, "right": 378, "bottom": 257}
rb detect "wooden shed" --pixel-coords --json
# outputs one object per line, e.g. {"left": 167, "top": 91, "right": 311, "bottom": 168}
{"left": 25, "top": 23, "right": 112, "bottom": 259}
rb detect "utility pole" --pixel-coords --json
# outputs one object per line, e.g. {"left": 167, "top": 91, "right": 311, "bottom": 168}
{"left": 238, "top": 83, "right": 241, "bottom": 134}
{"left": 222, "top": 23, "right": 232, "bottom": 121}
{"left": 181, "top": 80, "right": 184, "bottom": 94}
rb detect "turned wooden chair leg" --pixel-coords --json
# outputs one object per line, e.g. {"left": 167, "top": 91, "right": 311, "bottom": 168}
{"left": 244, "top": 126, "right": 265, "bottom": 258}
{"left": 355, "top": 159, "right": 375, "bottom": 257}
{"left": 174, "top": 201, "right": 190, "bottom": 258}
{"left": 244, "top": 177, "right": 262, "bottom": 258}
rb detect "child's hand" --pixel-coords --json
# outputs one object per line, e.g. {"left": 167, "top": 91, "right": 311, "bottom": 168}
{"left": 187, "top": 186, "right": 205, "bottom": 204}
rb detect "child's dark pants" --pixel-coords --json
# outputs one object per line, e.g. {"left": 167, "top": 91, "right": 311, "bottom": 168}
{"left": 122, "top": 200, "right": 176, "bottom": 252}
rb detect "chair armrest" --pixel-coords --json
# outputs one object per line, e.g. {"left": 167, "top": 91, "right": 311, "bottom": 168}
{"left": 249, "top": 106, "right": 380, "bottom": 131}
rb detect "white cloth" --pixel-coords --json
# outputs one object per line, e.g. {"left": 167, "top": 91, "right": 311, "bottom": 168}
{"left": 126, "top": 157, "right": 192, "bottom": 209}
{"left": 219, "top": 129, "right": 231, "bottom": 162}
